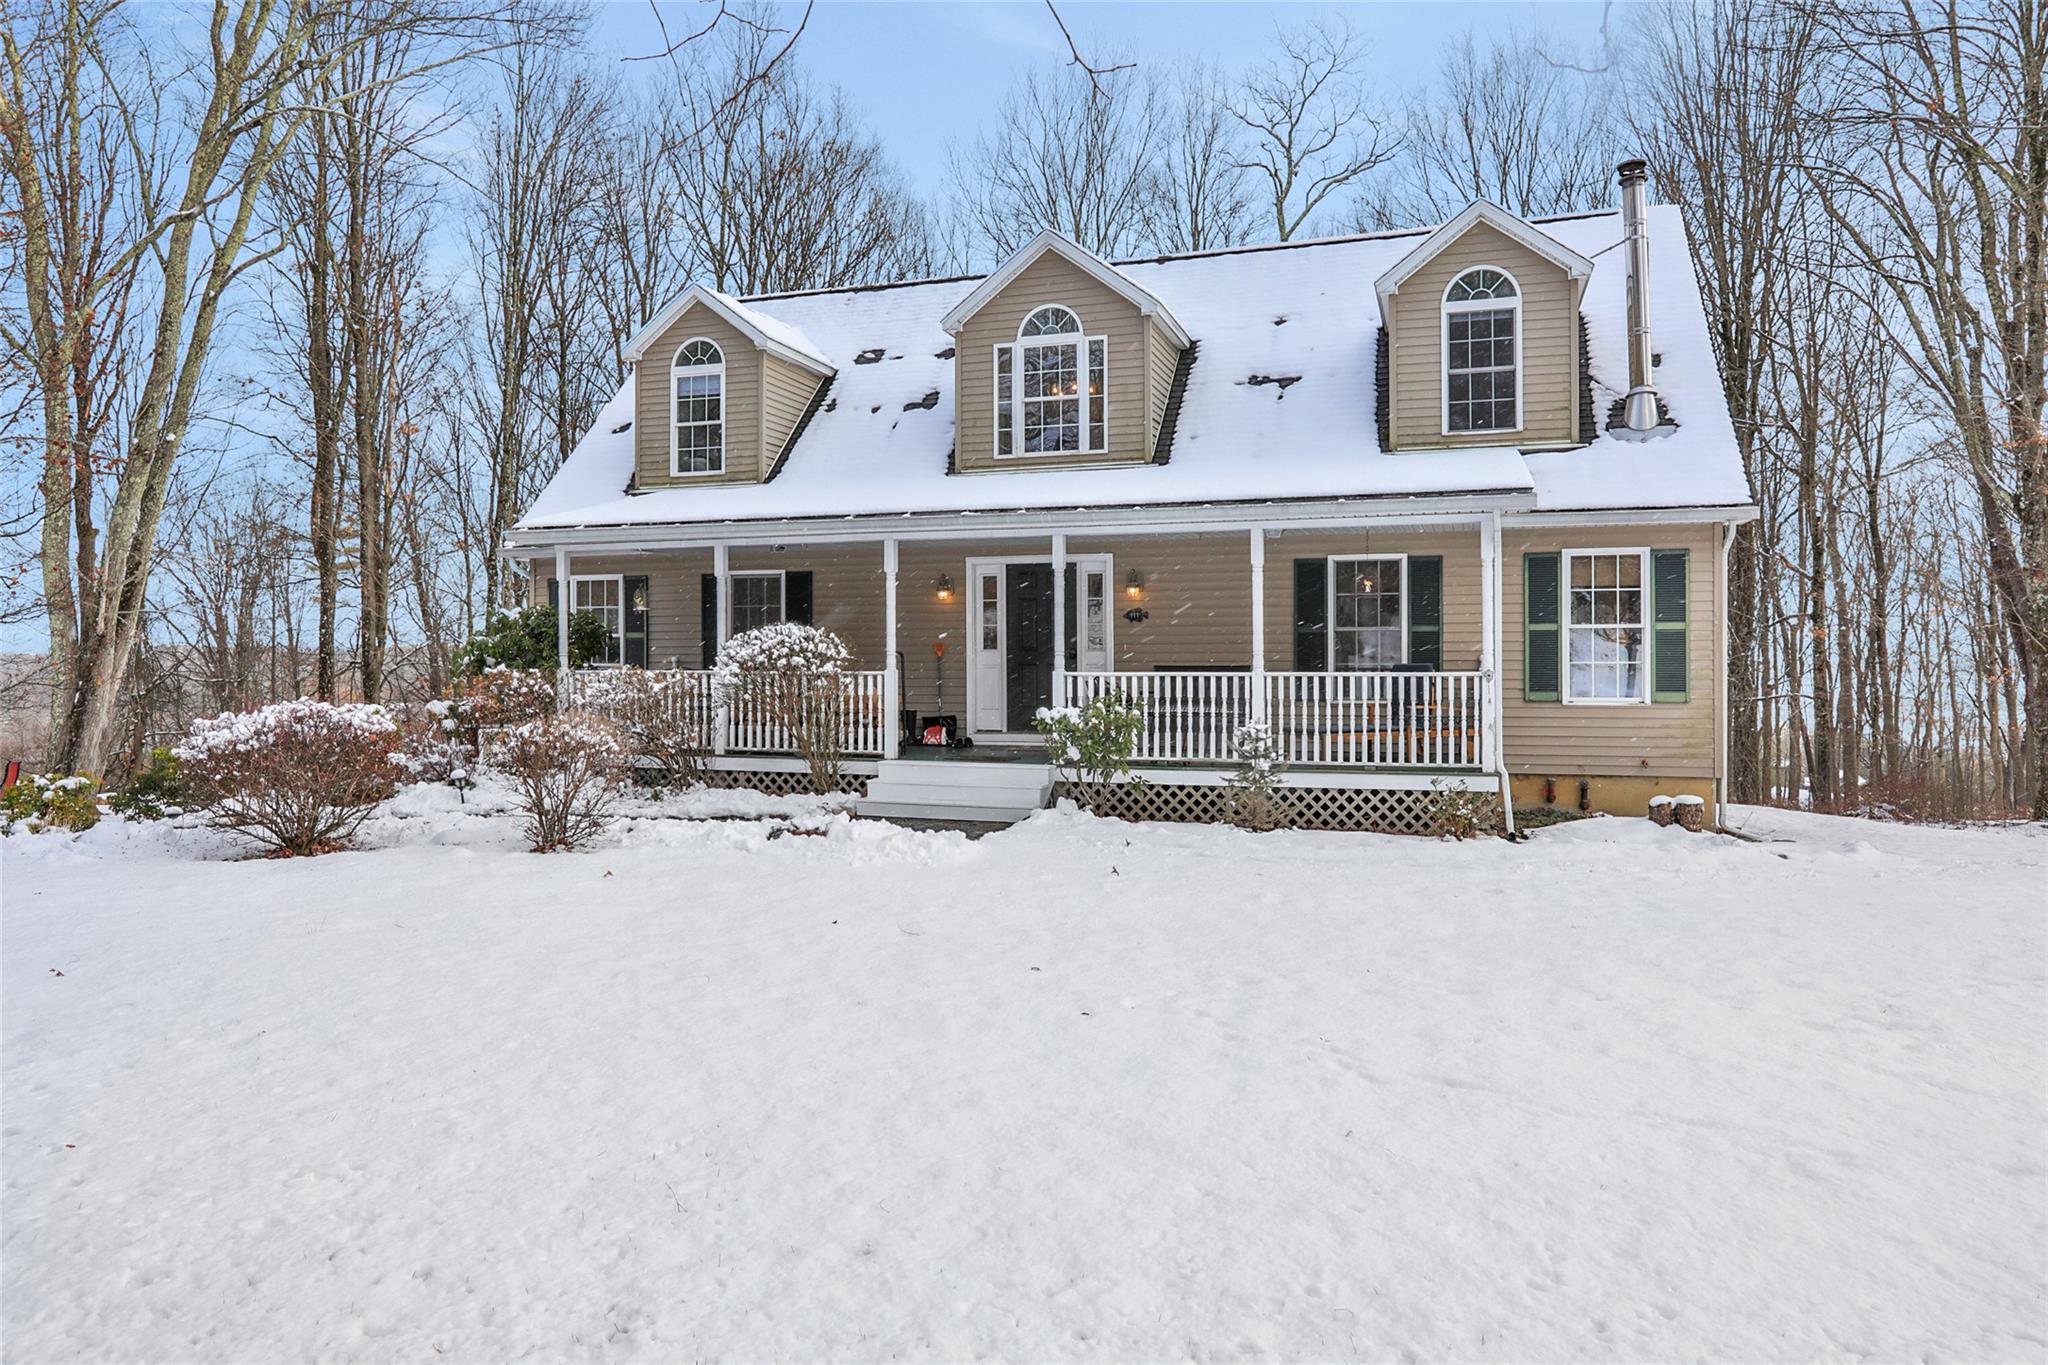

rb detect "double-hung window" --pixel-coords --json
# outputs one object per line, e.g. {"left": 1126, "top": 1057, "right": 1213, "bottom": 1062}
{"left": 672, "top": 337, "right": 725, "bottom": 475}
{"left": 731, "top": 571, "right": 785, "bottom": 634}
{"left": 1443, "top": 267, "right": 1519, "bottom": 434}
{"left": 571, "top": 575, "right": 625, "bottom": 666}
{"left": 994, "top": 305, "right": 1107, "bottom": 456}
{"left": 1565, "top": 549, "right": 1648, "bottom": 703}
{"left": 1329, "top": 556, "right": 1406, "bottom": 670}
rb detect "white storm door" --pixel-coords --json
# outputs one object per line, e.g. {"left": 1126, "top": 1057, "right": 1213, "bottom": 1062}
{"left": 1077, "top": 559, "right": 1112, "bottom": 673}
{"left": 972, "top": 566, "right": 1006, "bottom": 731}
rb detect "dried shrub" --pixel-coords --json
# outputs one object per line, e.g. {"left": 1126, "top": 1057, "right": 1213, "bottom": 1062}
{"left": 1, "top": 773, "right": 101, "bottom": 834}
{"left": 456, "top": 667, "right": 557, "bottom": 732}
{"left": 486, "top": 714, "right": 629, "bottom": 852}
{"left": 176, "top": 700, "right": 401, "bottom": 855}
{"left": 1423, "top": 777, "right": 1494, "bottom": 841}
{"left": 576, "top": 667, "right": 709, "bottom": 787}
{"left": 711, "top": 624, "right": 854, "bottom": 794}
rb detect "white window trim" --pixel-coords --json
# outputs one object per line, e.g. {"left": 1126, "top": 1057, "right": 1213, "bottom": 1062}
{"left": 569, "top": 573, "right": 627, "bottom": 667}
{"left": 669, "top": 335, "right": 726, "bottom": 478}
{"left": 995, "top": 303, "right": 1108, "bottom": 459}
{"left": 1439, "top": 266, "right": 1524, "bottom": 438}
{"left": 1561, "top": 546, "right": 1651, "bottom": 706}
{"left": 728, "top": 569, "right": 787, "bottom": 634}
{"left": 1325, "top": 552, "right": 1409, "bottom": 673}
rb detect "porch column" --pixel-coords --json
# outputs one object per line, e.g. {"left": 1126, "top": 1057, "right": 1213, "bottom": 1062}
{"left": 1481, "top": 513, "right": 1514, "bottom": 833}
{"left": 711, "top": 542, "right": 730, "bottom": 755}
{"left": 1248, "top": 527, "right": 1267, "bottom": 724}
{"left": 554, "top": 545, "right": 572, "bottom": 709}
{"left": 1050, "top": 532, "right": 1067, "bottom": 710}
{"left": 882, "top": 537, "right": 900, "bottom": 759}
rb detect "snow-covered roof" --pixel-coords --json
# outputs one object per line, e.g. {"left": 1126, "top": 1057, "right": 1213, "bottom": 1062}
{"left": 517, "top": 203, "right": 1752, "bottom": 535}
{"left": 1372, "top": 200, "right": 1596, "bottom": 304}
{"left": 622, "top": 285, "right": 835, "bottom": 376}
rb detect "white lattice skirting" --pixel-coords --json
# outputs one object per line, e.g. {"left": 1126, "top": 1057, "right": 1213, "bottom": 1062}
{"left": 1054, "top": 780, "right": 1503, "bottom": 835}
{"left": 700, "top": 768, "right": 868, "bottom": 797}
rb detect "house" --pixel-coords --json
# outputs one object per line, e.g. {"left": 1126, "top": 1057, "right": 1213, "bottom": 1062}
{"left": 503, "top": 160, "right": 1756, "bottom": 830}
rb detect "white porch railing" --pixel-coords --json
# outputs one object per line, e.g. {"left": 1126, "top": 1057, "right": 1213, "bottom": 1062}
{"left": 1066, "top": 669, "right": 1255, "bottom": 764}
{"left": 1063, "top": 668, "right": 1490, "bottom": 770}
{"left": 566, "top": 667, "right": 891, "bottom": 757}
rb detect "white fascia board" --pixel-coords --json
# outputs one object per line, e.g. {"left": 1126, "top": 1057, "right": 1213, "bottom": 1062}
{"left": 939, "top": 229, "right": 1193, "bottom": 349}
{"left": 501, "top": 491, "right": 1538, "bottom": 555}
{"left": 1372, "top": 200, "right": 1599, "bottom": 310}
{"left": 622, "top": 286, "right": 835, "bottom": 377}
{"left": 1503, "top": 504, "right": 1761, "bottom": 528}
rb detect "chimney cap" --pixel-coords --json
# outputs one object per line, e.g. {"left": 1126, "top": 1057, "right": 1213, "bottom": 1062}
{"left": 1617, "top": 158, "right": 1649, "bottom": 184}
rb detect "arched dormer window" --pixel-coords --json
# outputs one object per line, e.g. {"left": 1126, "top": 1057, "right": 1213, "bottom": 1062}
{"left": 671, "top": 337, "right": 725, "bottom": 475}
{"left": 1443, "top": 267, "right": 1519, "bottom": 434}
{"left": 993, "top": 305, "right": 1106, "bottom": 456}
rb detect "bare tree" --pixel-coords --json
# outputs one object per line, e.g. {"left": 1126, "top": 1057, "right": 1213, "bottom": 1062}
{"left": 1142, "top": 62, "right": 1255, "bottom": 254}
{"left": 1227, "top": 16, "right": 1396, "bottom": 242}
{"left": 1355, "top": 31, "right": 1619, "bottom": 230}
{"left": 947, "top": 62, "right": 1161, "bottom": 261}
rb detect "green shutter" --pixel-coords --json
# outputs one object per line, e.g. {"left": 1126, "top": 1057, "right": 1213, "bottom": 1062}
{"left": 786, "top": 570, "right": 814, "bottom": 625}
{"left": 1406, "top": 556, "right": 1442, "bottom": 667}
{"left": 1651, "top": 549, "right": 1689, "bottom": 703}
{"left": 700, "top": 574, "right": 717, "bottom": 668}
{"left": 547, "top": 578, "right": 558, "bottom": 610}
{"left": 1524, "top": 552, "right": 1561, "bottom": 701}
{"left": 1293, "top": 559, "right": 1328, "bottom": 671}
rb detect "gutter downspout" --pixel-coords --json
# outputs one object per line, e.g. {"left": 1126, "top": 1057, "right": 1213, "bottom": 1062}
{"left": 1484, "top": 510, "right": 1515, "bottom": 834}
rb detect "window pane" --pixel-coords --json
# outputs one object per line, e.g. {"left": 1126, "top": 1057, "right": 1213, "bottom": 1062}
{"left": 1331, "top": 558, "right": 1402, "bottom": 672}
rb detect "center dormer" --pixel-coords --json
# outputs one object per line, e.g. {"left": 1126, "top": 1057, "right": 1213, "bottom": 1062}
{"left": 942, "top": 231, "right": 1191, "bottom": 473}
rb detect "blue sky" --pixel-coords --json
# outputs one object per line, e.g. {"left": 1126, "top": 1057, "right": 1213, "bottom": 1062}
{"left": 584, "top": 1, "right": 1617, "bottom": 202}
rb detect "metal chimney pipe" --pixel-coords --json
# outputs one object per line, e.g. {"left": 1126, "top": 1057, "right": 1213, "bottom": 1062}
{"left": 1618, "top": 158, "right": 1660, "bottom": 432}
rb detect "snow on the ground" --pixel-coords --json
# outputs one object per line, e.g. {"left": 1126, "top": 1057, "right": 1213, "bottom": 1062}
{"left": 3, "top": 799, "right": 2043, "bottom": 1361}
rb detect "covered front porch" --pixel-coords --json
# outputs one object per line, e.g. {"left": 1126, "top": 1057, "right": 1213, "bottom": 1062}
{"left": 517, "top": 502, "right": 1516, "bottom": 800}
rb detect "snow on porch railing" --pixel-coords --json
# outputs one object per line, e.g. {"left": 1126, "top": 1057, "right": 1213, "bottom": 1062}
{"left": 1264, "top": 670, "right": 1487, "bottom": 769}
{"left": 1065, "top": 670, "right": 1254, "bottom": 763}
{"left": 1062, "top": 669, "right": 1489, "bottom": 770}
{"left": 565, "top": 667, "right": 888, "bottom": 756}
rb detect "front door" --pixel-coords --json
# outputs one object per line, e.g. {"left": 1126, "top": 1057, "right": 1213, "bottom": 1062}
{"left": 966, "top": 555, "right": 1115, "bottom": 736}
{"left": 1005, "top": 564, "right": 1055, "bottom": 730}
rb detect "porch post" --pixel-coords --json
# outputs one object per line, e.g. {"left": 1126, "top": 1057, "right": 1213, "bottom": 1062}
{"left": 882, "top": 537, "right": 900, "bottom": 759}
{"left": 554, "top": 545, "right": 572, "bottom": 710}
{"left": 1050, "top": 532, "right": 1067, "bottom": 710}
{"left": 1248, "top": 527, "right": 1267, "bottom": 724}
{"left": 1482, "top": 512, "right": 1515, "bottom": 833}
{"left": 711, "top": 542, "right": 730, "bottom": 755}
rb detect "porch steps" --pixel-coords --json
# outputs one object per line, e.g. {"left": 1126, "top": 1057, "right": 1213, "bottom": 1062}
{"left": 856, "top": 758, "right": 1054, "bottom": 825}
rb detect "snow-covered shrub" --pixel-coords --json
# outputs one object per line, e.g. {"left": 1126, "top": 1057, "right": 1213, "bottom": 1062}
{"left": 456, "top": 667, "right": 557, "bottom": 732}
{"left": 576, "top": 667, "right": 708, "bottom": 787}
{"left": 176, "top": 700, "right": 401, "bottom": 856}
{"left": 1034, "top": 693, "right": 1145, "bottom": 788}
{"left": 109, "top": 747, "right": 183, "bottom": 820}
{"left": 1221, "top": 722, "right": 1287, "bottom": 831}
{"left": 394, "top": 710, "right": 470, "bottom": 785}
{"left": 711, "top": 624, "right": 854, "bottom": 794}
{"left": 1422, "top": 777, "right": 1493, "bottom": 841}
{"left": 456, "top": 606, "right": 610, "bottom": 675}
{"left": 1, "top": 773, "right": 101, "bottom": 834}
{"left": 485, "top": 714, "right": 628, "bottom": 852}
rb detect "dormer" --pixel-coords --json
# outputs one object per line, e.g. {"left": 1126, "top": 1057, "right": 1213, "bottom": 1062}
{"left": 941, "top": 231, "right": 1192, "bottom": 472}
{"left": 622, "top": 286, "right": 835, "bottom": 488}
{"left": 1373, "top": 201, "right": 1594, "bottom": 453}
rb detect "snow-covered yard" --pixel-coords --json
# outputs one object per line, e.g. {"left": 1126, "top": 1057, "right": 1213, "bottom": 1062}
{"left": 4, "top": 793, "right": 2043, "bottom": 1362}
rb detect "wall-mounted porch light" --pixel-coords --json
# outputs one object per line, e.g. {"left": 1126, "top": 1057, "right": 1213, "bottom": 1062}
{"left": 935, "top": 573, "right": 955, "bottom": 604}
{"left": 1124, "top": 569, "right": 1145, "bottom": 601}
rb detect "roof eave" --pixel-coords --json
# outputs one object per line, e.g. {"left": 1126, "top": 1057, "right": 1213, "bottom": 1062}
{"left": 939, "top": 229, "right": 1193, "bottom": 349}
{"left": 622, "top": 286, "right": 836, "bottom": 378}
{"left": 1371, "top": 200, "right": 1598, "bottom": 300}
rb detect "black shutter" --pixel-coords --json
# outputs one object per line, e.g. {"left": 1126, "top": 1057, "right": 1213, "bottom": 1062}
{"left": 623, "top": 575, "right": 649, "bottom": 667}
{"left": 1651, "top": 549, "right": 1689, "bottom": 702}
{"left": 700, "top": 574, "right": 717, "bottom": 668}
{"left": 1407, "top": 556, "right": 1442, "bottom": 667}
{"left": 1524, "top": 552, "right": 1561, "bottom": 701}
{"left": 785, "top": 570, "right": 813, "bottom": 625}
{"left": 547, "top": 578, "right": 559, "bottom": 610}
{"left": 1293, "top": 559, "right": 1328, "bottom": 671}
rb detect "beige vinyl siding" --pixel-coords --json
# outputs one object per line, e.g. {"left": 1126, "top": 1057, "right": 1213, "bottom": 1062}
{"left": 1501, "top": 522, "right": 1720, "bottom": 779}
{"left": 1260, "top": 529, "right": 1485, "bottom": 670}
{"left": 952, "top": 252, "right": 1153, "bottom": 472}
{"left": 538, "top": 553, "right": 709, "bottom": 669}
{"left": 1386, "top": 219, "right": 1581, "bottom": 450}
{"left": 634, "top": 303, "right": 763, "bottom": 487}
{"left": 1145, "top": 318, "right": 1181, "bottom": 455}
{"left": 760, "top": 352, "right": 826, "bottom": 470}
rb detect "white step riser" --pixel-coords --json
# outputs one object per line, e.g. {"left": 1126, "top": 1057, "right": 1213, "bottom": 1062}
{"left": 870, "top": 761, "right": 1051, "bottom": 793}
{"left": 861, "top": 782, "right": 1048, "bottom": 809}
{"left": 856, "top": 800, "right": 1039, "bottom": 824}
